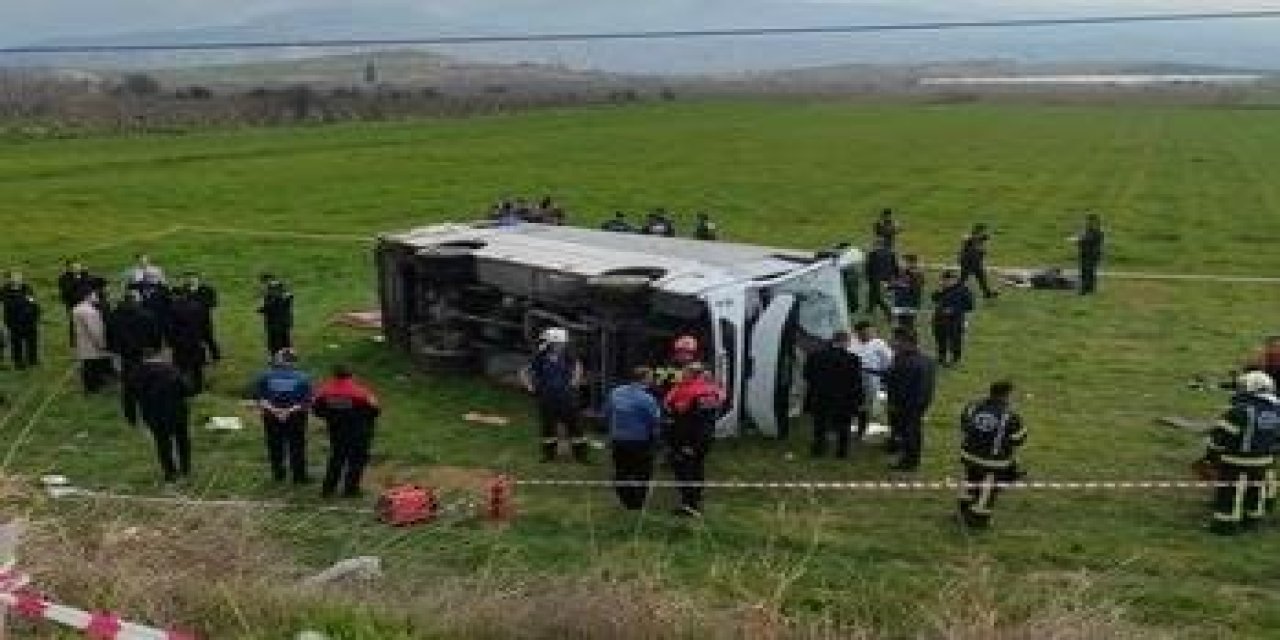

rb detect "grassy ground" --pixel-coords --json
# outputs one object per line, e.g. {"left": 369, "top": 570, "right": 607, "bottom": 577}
{"left": 2, "top": 101, "right": 1280, "bottom": 638}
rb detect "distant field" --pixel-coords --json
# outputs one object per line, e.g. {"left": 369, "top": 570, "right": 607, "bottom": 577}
{"left": 1, "top": 102, "right": 1279, "bottom": 638}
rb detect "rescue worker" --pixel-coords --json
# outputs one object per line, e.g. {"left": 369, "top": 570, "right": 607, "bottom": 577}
{"left": 957, "top": 380, "right": 1027, "bottom": 529}
{"left": 884, "top": 328, "right": 936, "bottom": 472}
{"left": 694, "top": 213, "right": 719, "bottom": 241}
{"left": 177, "top": 271, "right": 220, "bottom": 362}
{"left": 1074, "top": 213, "right": 1105, "bottom": 295}
{"left": 888, "top": 254, "right": 925, "bottom": 329}
{"left": 1204, "top": 371, "right": 1279, "bottom": 535}
{"left": 258, "top": 276, "right": 295, "bottom": 356}
{"left": 803, "top": 331, "right": 864, "bottom": 458}
{"left": 124, "top": 348, "right": 194, "bottom": 483}
{"left": 313, "top": 364, "right": 381, "bottom": 499}
{"left": 606, "top": 366, "right": 663, "bottom": 510}
{"left": 664, "top": 361, "right": 726, "bottom": 517}
{"left": 520, "top": 327, "right": 589, "bottom": 463}
{"left": 601, "top": 211, "right": 634, "bottom": 233}
{"left": 864, "top": 238, "right": 898, "bottom": 320}
{"left": 253, "top": 349, "right": 313, "bottom": 485}
{"left": 931, "top": 270, "right": 975, "bottom": 367}
{"left": 107, "top": 290, "right": 164, "bottom": 424}
{"left": 849, "top": 321, "right": 893, "bottom": 443}
{"left": 57, "top": 261, "right": 104, "bottom": 347}
{"left": 652, "top": 335, "right": 701, "bottom": 400}
{"left": 873, "top": 208, "right": 900, "bottom": 251}
{"left": 166, "top": 289, "right": 209, "bottom": 394}
{"left": 73, "top": 291, "right": 113, "bottom": 394}
{"left": 0, "top": 270, "right": 40, "bottom": 370}
{"left": 958, "top": 223, "right": 996, "bottom": 299}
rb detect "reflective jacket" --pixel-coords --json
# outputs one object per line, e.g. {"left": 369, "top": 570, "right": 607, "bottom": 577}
{"left": 1209, "top": 392, "right": 1280, "bottom": 466}
{"left": 960, "top": 398, "right": 1026, "bottom": 469}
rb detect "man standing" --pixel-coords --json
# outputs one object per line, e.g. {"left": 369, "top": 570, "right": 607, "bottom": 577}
{"left": 108, "top": 290, "right": 163, "bottom": 425}
{"left": 664, "top": 362, "right": 726, "bottom": 517}
{"left": 177, "top": 271, "right": 221, "bottom": 362}
{"left": 520, "top": 328, "right": 589, "bottom": 463}
{"left": 125, "top": 253, "right": 166, "bottom": 289}
{"left": 864, "top": 239, "right": 899, "bottom": 320}
{"left": 873, "top": 208, "right": 900, "bottom": 250}
{"left": 889, "top": 254, "right": 925, "bottom": 329}
{"left": 58, "top": 261, "right": 104, "bottom": 347}
{"left": 694, "top": 213, "right": 719, "bottom": 241}
{"left": 884, "top": 328, "right": 937, "bottom": 472}
{"left": 1074, "top": 214, "right": 1105, "bottom": 295}
{"left": 166, "top": 290, "right": 209, "bottom": 394}
{"left": 313, "top": 364, "right": 381, "bottom": 499}
{"left": 606, "top": 367, "right": 663, "bottom": 510}
{"left": 73, "top": 291, "right": 113, "bottom": 394}
{"left": 124, "top": 348, "right": 194, "bottom": 483}
{"left": 958, "top": 224, "right": 996, "bottom": 299}
{"left": 804, "top": 331, "right": 864, "bottom": 459}
{"left": 254, "top": 349, "right": 313, "bottom": 485}
{"left": 1, "top": 270, "right": 40, "bottom": 370}
{"left": 1205, "top": 371, "right": 1279, "bottom": 535}
{"left": 849, "top": 321, "right": 893, "bottom": 444}
{"left": 258, "top": 276, "right": 295, "bottom": 356}
{"left": 957, "top": 381, "right": 1026, "bottom": 529}
{"left": 931, "top": 270, "right": 975, "bottom": 367}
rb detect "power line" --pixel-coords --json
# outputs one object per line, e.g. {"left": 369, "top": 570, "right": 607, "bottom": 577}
{"left": 2, "top": 9, "right": 1280, "bottom": 56}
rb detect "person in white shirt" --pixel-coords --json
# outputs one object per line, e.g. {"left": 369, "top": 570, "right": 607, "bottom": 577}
{"left": 848, "top": 320, "right": 894, "bottom": 442}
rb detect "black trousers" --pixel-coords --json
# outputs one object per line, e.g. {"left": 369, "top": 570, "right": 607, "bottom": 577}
{"left": 323, "top": 423, "right": 373, "bottom": 496}
{"left": 80, "top": 357, "right": 114, "bottom": 394}
{"left": 888, "top": 407, "right": 924, "bottom": 469}
{"left": 172, "top": 347, "right": 205, "bottom": 395}
{"left": 266, "top": 325, "right": 292, "bottom": 356}
{"left": 5, "top": 323, "right": 38, "bottom": 369}
{"left": 1211, "top": 462, "right": 1268, "bottom": 535}
{"left": 203, "top": 318, "right": 221, "bottom": 361}
{"left": 866, "top": 279, "right": 892, "bottom": 318}
{"left": 538, "top": 397, "right": 586, "bottom": 460}
{"left": 611, "top": 440, "right": 655, "bottom": 510}
{"left": 933, "top": 320, "right": 965, "bottom": 365}
{"left": 958, "top": 463, "right": 1007, "bottom": 528}
{"left": 1080, "top": 259, "right": 1100, "bottom": 295}
{"left": 670, "top": 443, "right": 710, "bottom": 510}
{"left": 960, "top": 261, "right": 994, "bottom": 298}
{"left": 145, "top": 413, "right": 191, "bottom": 482}
{"left": 264, "top": 411, "right": 309, "bottom": 482}
{"left": 119, "top": 356, "right": 142, "bottom": 425}
{"left": 810, "top": 409, "right": 855, "bottom": 458}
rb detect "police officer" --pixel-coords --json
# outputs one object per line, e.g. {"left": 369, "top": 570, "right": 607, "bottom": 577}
{"left": 253, "top": 349, "right": 313, "bottom": 484}
{"left": 1205, "top": 371, "right": 1279, "bottom": 535}
{"left": 957, "top": 381, "right": 1026, "bottom": 529}
{"left": 258, "top": 276, "right": 295, "bottom": 356}
{"left": 931, "top": 270, "right": 975, "bottom": 367}
{"left": 664, "top": 361, "right": 726, "bottom": 517}
{"left": 177, "top": 271, "right": 220, "bottom": 362}
{"left": 107, "top": 290, "right": 163, "bottom": 424}
{"left": 520, "top": 327, "right": 589, "bottom": 463}
{"left": 123, "top": 348, "right": 194, "bottom": 483}
{"left": 601, "top": 211, "right": 634, "bottom": 233}
{"left": 884, "top": 327, "right": 936, "bottom": 472}
{"left": 606, "top": 366, "right": 663, "bottom": 510}
{"left": 803, "top": 331, "right": 864, "bottom": 459}
{"left": 958, "top": 223, "right": 996, "bottom": 299}
{"left": 1074, "top": 214, "right": 1105, "bottom": 295}
{"left": 313, "top": 364, "right": 381, "bottom": 499}
{"left": 889, "top": 254, "right": 925, "bottom": 329}
{"left": 166, "top": 288, "right": 209, "bottom": 394}
{"left": 873, "top": 208, "right": 900, "bottom": 251}
{"left": 864, "top": 238, "right": 899, "bottom": 320}
{"left": 0, "top": 270, "right": 40, "bottom": 370}
{"left": 694, "top": 213, "right": 719, "bottom": 241}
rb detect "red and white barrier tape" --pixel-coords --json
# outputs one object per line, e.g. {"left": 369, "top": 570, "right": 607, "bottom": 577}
{"left": 0, "top": 566, "right": 194, "bottom": 640}
{"left": 513, "top": 478, "right": 1274, "bottom": 490}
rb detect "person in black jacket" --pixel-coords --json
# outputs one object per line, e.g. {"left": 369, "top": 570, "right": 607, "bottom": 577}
{"left": 957, "top": 380, "right": 1026, "bottom": 529}
{"left": 57, "top": 261, "right": 105, "bottom": 347}
{"left": 124, "top": 349, "right": 195, "bottom": 483}
{"left": 313, "top": 365, "right": 382, "bottom": 499}
{"left": 1, "top": 270, "right": 40, "bottom": 370}
{"left": 1074, "top": 214, "right": 1105, "bottom": 295}
{"left": 258, "top": 276, "right": 294, "bottom": 356}
{"left": 884, "top": 328, "right": 937, "bottom": 472}
{"left": 931, "top": 270, "right": 975, "bottom": 367}
{"left": 864, "top": 239, "right": 899, "bottom": 320}
{"left": 889, "top": 254, "right": 925, "bottom": 329}
{"left": 873, "top": 208, "right": 900, "bottom": 250}
{"left": 804, "top": 331, "right": 865, "bottom": 458}
{"left": 167, "top": 290, "right": 209, "bottom": 393}
{"left": 958, "top": 223, "right": 996, "bottom": 299}
{"left": 177, "top": 271, "right": 221, "bottom": 362}
{"left": 107, "top": 291, "right": 164, "bottom": 425}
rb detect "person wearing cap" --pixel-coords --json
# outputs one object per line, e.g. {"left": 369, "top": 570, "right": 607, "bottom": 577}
{"left": 957, "top": 380, "right": 1026, "bottom": 529}
{"left": 258, "top": 276, "right": 295, "bottom": 356}
{"left": 0, "top": 270, "right": 40, "bottom": 370}
{"left": 124, "top": 347, "right": 195, "bottom": 483}
{"left": 958, "top": 224, "right": 996, "bottom": 300}
{"left": 930, "top": 270, "right": 975, "bottom": 367}
{"left": 884, "top": 327, "right": 936, "bottom": 472}
{"left": 606, "top": 366, "right": 663, "bottom": 510}
{"left": 803, "top": 331, "right": 864, "bottom": 459}
{"left": 313, "top": 364, "right": 381, "bottom": 498}
{"left": 849, "top": 321, "right": 893, "bottom": 443}
{"left": 1204, "top": 371, "right": 1279, "bottom": 534}
{"left": 664, "top": 361, "right": 726, "bottom": 516}
{"left": 176, "top": 271, "right": 220, "bottom": 362}
{"left": 873, "top": 208, "right": 900, "bottom": 251}
{"left": 254, "top": 349, "right": 314, "bottom": 485}
{"left": 520, "top": 327, "right": 589, "bottom": 463}
{"left": 1074, "top": 214, "right": 1105, "bottom": 295}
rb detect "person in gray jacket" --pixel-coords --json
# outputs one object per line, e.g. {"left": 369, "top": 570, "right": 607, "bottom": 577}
{"left": 73, "top": 291, "right": 113, "bottom": 393}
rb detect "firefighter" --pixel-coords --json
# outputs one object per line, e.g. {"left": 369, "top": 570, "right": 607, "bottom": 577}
{"left": 931, "top": 270, "right": 975, "bottom": 367}
{"left": 520, "top": 327, "right": 589, "bottom": 463}
{"left": 0, "top": 270, "right": 40, "bottom": 370}
{"left": 123, "top": 348, "right": 195, "bottom": 483}
{"left": 254, "top": 349, "right": 313, "bottom": 485}
{"left": 258, "top": 276, "right": 295, "bottom": 356}
{"left": 177, "top": 271, "right": 221, "bottom": 362}
{"left": 313, "top": 364, "right": 381, "bottom": 499}
{"left": 606, "top": 366, "right": 663, "bottom": 510}
{"left": 664, "top": 361, "right": 726, "bottom": 517}
{"left": 957, "top": 380, "right": 1026, "bottom": 529}
{"left": 1205, "top": 371, "right": 1279, "bottom": 535}
{"left": 958, "top": 223, "right": 996, "bottom": 299}
{"left": 652, "top": 335, "right": 701, "bottom": 399}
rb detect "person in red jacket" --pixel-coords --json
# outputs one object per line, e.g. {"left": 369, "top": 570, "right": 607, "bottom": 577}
{"left": 312, "top": 364, "right": 381, "bottom": 499}
{"left": 663, "top": 362, "right": 726, "bottom": 517}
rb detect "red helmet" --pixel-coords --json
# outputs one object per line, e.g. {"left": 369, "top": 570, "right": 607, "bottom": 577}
{"left": 673, "top": 335, "right": 699, "bottom": 354}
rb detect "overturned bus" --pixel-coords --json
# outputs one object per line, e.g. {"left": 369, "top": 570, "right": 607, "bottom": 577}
{"left": 376, "top": 222, "right": 861, "bottom": 438}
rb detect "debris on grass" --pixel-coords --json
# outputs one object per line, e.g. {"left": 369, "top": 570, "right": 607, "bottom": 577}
{"left": 332, "top": 310, "right": 383, "bottom": 330}
{"left": 463, "top": 412, "right": 510, "bottom": 426}
{"left": 301, "top": 556, "right": 383, "bottom": 588}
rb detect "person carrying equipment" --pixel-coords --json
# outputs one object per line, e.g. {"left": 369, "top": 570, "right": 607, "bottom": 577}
{"left": 254, "top": 349, "right": 314, "bottom": 485}
{"left": 313, "top": 364, "right": 381, "bottom": 499}
{"left": 957, "top": 380, "right": 1027, "bottom": 529}
{"left": 520, "top": 327, "right": 589, "bottom": 463}
{"left": 664, "top": 361, "right": 726, "bottom": 517}
{"left": 1204, "top": 371, "right": 1279, "bottom": 535}
{"left": 958, "top": 223, "right": 996, "bottom": 299}
{"left": 606, "top": 366, "right": 663, "bottom": 510}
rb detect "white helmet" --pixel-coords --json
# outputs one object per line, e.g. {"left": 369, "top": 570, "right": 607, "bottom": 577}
{"left": 541, "top": 327, "right": 569, "bottom": 345}
{"left": 1238, "top": 370, "right": 1276, "bottom": 394}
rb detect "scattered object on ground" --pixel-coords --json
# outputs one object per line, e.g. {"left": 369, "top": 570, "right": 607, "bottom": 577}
{"left": 301, "top": 556, "right": 383, "bottom": 587}
{"left": 371, "top": 335, "right": 386, "bottom": 343}
{"left": 1000, "top": 268, "right": 1078, "bottom": 290}
{"left": 333, "top": 310, "right": 383, "bottom": 330}
{"left": 40, "top": 474, "right": 69, "bottom": 487}
{"left": 296, "top": 632, "right": 330, "bottom": 640}
{"left": 463, "top": 412, "right": 510, "bottom": 426}
{"left": 784, "top": 452, "right": 796, "bottom": 461}
{"left": 1158, "top": 416, "right": 1213, "bottom": 432}
{"left": 206, "top": 416, "right": 244, "bottom": 431}
{"left": 327, "top": 343, "right": 340, "bottom": 350}
{"left": 368, "top": 464, "right": 497, "bottom": 494}
{"left": 857, "top": 423, "right": 892, "bottom": 440}
{"left": 376, "top": 485, "right": 439, "bottom": 526}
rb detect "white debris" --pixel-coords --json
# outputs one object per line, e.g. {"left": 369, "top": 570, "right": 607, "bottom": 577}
{"left": 301, "top": 556, "right": 383, "bottom": 587}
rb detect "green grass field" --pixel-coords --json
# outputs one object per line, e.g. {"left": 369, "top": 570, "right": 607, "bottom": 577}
{"left": 2, "top": 101, "right": 1280, "bottom": 639}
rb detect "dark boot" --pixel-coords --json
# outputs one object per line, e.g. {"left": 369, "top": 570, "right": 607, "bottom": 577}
{"left": 571, "top": 441, "right": 591, "bottom": 464}
{"left": 541, "top": 441, "right": 558, "bottom": 462}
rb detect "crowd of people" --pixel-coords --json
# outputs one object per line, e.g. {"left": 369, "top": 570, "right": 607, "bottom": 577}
{"left": 486, "top": 195, "right": 719, "bottom": 240}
